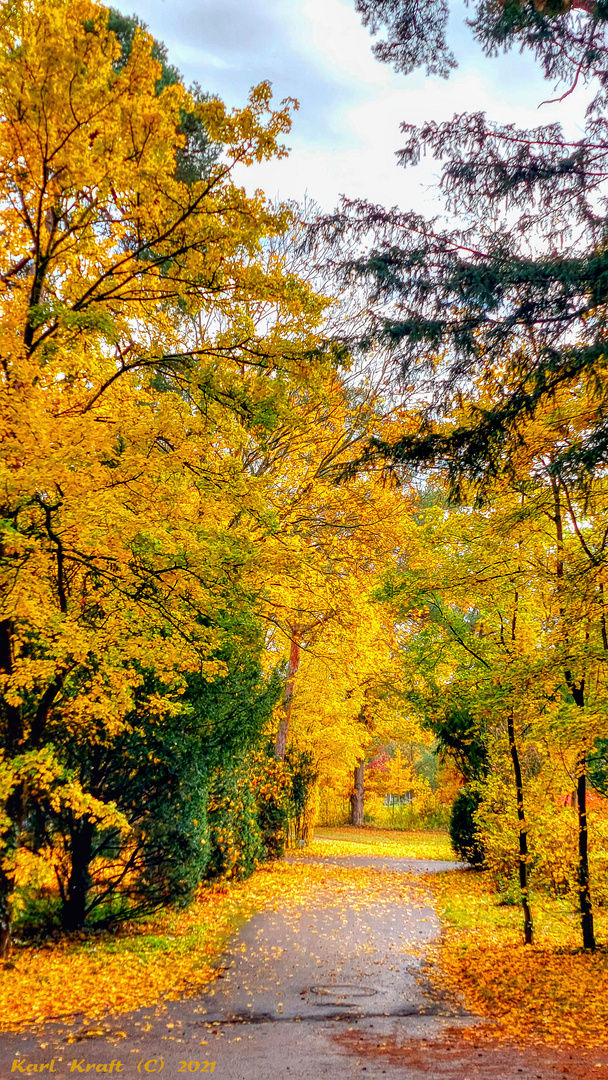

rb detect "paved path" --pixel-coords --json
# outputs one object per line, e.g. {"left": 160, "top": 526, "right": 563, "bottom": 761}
{"left": 0, "top": 850, "right": 558, "bottom": 1080}
{"left": 283, "top": 854, "right": 465, "bottom": 875}
{"left": 196, "top": 865, "right": 444, "bottom": 1024}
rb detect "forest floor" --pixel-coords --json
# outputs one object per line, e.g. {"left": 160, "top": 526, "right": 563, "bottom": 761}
{"left": 1, "top": 828, "right": 608, "bottom": 1079}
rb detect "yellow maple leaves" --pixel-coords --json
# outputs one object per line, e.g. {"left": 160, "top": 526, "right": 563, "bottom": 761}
{"left": 0, "top": 0, "right": 326, "bottom": 744}
{"left": 429, "top": 869, "right": 608, "bottom": 1047}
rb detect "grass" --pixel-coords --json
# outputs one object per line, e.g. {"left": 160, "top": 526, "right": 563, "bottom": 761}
{"left": 17, "top": 822, "right": 608, "bottom": 1048}
{"left": 3, "top": 863, "right": 323, "bottom": 1031}
{"left": 426, "top": 868, "right": 608, "bottom": 1047}
{"left": 1, "top": 882, "right": 253, "bottom": 1030}
{"left": 310, "top": 825, "right": 455, "bottom": 861}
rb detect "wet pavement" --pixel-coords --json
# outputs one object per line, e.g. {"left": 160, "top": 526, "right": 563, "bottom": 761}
{"left": 0, "top": 851, "right": 511, "bottom": 1080}
{"left": 196, "top": 877, "right": 442, "bottom": 1024}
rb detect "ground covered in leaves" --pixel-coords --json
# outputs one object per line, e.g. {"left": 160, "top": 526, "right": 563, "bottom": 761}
{"left": 425, "top": 868, "right": 608, "bottom": 1048}
{"left": 311, "top": 825, "right": 454, "bottom": 860}
{"left": 0, "top": 853, "right": 427, "bottom": 1032}
{"left": 304, "top": 827, "right": 608, "bottom": 1049}
{"left": 4, "top": 825, "right": 608, "bottom": 1056}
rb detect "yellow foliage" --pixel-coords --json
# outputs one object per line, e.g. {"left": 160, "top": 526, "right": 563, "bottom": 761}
{"left": 0, "top": 0, "right": 339, "bottom": 913}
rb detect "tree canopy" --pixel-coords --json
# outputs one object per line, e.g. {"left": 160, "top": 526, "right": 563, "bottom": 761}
{"left": 1, "top": 0, "right": 606, "bottom": 974}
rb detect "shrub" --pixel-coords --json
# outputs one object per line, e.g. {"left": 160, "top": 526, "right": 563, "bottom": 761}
{"left": 479, "top": 793, "right": 608, "bottom": 907}
{"left": 285, "top": 749, "right": 318, "bottom": 844}
{"left": 450, "top": 786, "right": 485, "bottom": 866}
{"left": 251, "top": 753, "right": 291, "bottom": 859}
{"left": 206, "top": 765, "right": 265, "bottom": 880}
{"left": 38, "top": 713, "right": 211, "bottom": 929}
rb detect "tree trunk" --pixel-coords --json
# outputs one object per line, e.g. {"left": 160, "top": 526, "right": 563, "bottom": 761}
{"left": 274, "top": 631, "right": 301, "bottom": 761}
{"left": 0, "top": 794, "right": 24, "bottom": 960}
{"left": 350, "top": 760, "right": 365, "bottom": 826}
{"left": 0, "top": 618, "right": 23, "bottom": 960}
{"left": 567, "top": 681, "right": 596, "bottom": 951}
{"left": 0, "top": 864, "right": 14, "bottom": 960}
{"left": 552, "top": 479, "right": 597, "bottom": 949}
{"left": 62, "top": 818, "right": 94, "bottom": 931}
{"left": 297, "top": 784, "right": 319, "bottom": 845}
{"left": 576, "top": 754, "right": 596, "bottom": 950}
{"left": 507, "top": 710, "right": 534, "bottom": 945}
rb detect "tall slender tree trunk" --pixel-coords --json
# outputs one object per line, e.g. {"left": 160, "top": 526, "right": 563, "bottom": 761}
{"left": 576, "top": 752, "right": 596, "bottom": 950}
{"left": 507, "top": 710, "right": 534, "bottom": 945}
{"left": 552, "top": 476, "right": 596, "bottom": 951}
{"left": 506, "top": 582, "right": 533, "bottom": 946}
{"left": 0, "top": 832, "right": 17, "bottom": 960}
{"left": 570, "top": 686, "right": 596, "bottom": 950}
{"left": 350, "top": 760, "right": 365, "bottom": 826}
{"left": 275, "top": 630, "right": 301, "bottom": 761}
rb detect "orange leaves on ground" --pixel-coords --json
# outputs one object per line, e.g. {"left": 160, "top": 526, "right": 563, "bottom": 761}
{"left": 0, "top": 890, "right": 235, "bottom": 1031}
{"left": 0, "top": 858, "right": 416, "bottom": 1032}
{"left": 438, "top": 938, "right": 608, "bottom": 1047}
{"left": 427, "top": 870, "right": 608, "bottom": 1048}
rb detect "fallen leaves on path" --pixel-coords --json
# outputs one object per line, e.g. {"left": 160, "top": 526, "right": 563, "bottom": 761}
{"left": 0, "top": 858, "right": 424, "bottom": 1032}
{"left": 1, "top": 887, "right": 242, "bottom": 1032}
{"left": 11, "top": 826, "right": 604, "bottom": 1053}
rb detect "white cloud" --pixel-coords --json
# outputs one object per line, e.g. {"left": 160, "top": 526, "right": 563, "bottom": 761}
{"left": 118, "top": 0, "right": 591, "bottom": 210}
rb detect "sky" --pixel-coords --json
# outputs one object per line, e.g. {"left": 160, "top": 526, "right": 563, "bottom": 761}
{"left": 111, "top": 0, "right": 592, "bottom": 214}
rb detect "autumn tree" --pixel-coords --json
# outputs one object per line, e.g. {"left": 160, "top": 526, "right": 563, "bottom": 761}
{"left": 385, "top": 496, "right": 540, "bottom": 943}
{"left": 196, "top": 322, "right": 414, "bottom": 768}
{"left": 0, "top": 0, "right": 331, "bottom": 953}
{"left": 389, "top": 379, "right": 608, "bottom": 949}
{"left": 314, "top": 0, "right": 608, "bottom": 948}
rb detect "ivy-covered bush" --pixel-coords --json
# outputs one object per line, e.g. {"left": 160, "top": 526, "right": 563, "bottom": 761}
{"left": 206, "top": 764, "right": 266, "bottom": 880}
{"left": 251, "top": 753, "right": 292, "bottom": 859}
{"left": 12, "top": 633, "right": 284, "bottom": 932}
{"left": 205, "top": 749, "right": 319, "bottom": 874}
{"left": 450, "top": 786, "right": 485, "bottom": 867}
{"left": 21, "top": 704, "right": 211, "bottom": 931}
{"left": 285, "top": 748, "right": 318, "bottom": 843}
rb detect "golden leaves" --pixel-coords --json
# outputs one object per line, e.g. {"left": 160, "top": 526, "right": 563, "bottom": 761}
{"left": 428, "top": 870, "right": 608, "bottom": 1048}
{"left": 0, "top": 857, "right": 412, "bottom": 1032}
{"left": 0, "top": 0, "right": 331, "bottom": 759}
{"left": 301, "top": 826, "right": 455, "bottom": 862}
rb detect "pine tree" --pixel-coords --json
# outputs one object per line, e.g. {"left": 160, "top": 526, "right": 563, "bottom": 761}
{"left": 327, "top": 0, "right": 608, "bottom": 492}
